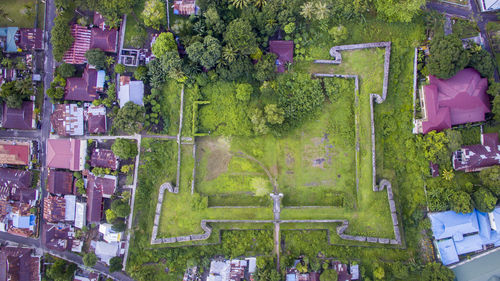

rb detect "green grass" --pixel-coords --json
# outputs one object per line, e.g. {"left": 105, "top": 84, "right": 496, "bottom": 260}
{"left": 0, "top": 0, "right": 40, "bottom": 27}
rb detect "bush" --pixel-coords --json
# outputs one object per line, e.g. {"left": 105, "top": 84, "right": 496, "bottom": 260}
{"left": 85, "top": 49, "right": 107, "bottom": 69}
{"left": 56, "top": 63, "right": 76, "bottom": 78}
{"left": 109, "top": 257, "right": 123, "bottom": 272}
{"left": 115, "top": 63, "right": 126, "bottom": 74}
{"left": 83, "top": 253, "right": 97, "bottom": 267}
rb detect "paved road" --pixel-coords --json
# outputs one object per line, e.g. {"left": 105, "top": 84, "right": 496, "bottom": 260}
{"left": 0, "top": 130, "right": 40, "bottom": 139}
{"left": 426, "top": 0, "right": 499, "bottom": 81}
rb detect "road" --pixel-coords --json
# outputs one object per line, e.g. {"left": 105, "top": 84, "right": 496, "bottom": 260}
{"left": 426, "top": 0, "right": 499, "bottom": 81}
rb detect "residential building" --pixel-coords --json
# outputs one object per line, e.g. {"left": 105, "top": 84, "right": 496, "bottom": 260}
{"left": 42, "top": 223, "right": 75, "bottom": 252}
{"left": 430, "top": 208, "right": 500, "bottom": 265}
{"left": 47, "top": 170, "right": 74, "bottom": 195}
{"left": 207, "top": 259, "right": 254, "bottom": 281}
{"left": 118, "top": 76, "right": 144, "bottom": 108}
{"left": 99, "top": 223, "right": 123, "bottom": 243}
{"left": 453, "top": 133, "right": 500, "bottom": 172}
{"left": 86, "top": 173, "right": 117, "bottom": 224}
{"left": 46, "top": 139, "right": 87, "bottom": 171}
{"left": 0, "top": 140, "right": 31, "bottom": 166}
{"left": 269, "top": 40, "right": 294, "bottom": 73}
{"left": 93, "top": 240, "right": 120, "bottom": 264}
{"left": 96, "top": 70, "right": 106, "bottom": 91}
{"left": 0, "top": 27, "right": 19, "bottom": 52}
{"left": 0, "top": 201, "right": 36, "bottom": 237}
{"left": 43, "top": 194, "right": 66, "bottom": 223}
{"left": 63, "top": 24, "right": 118, "bottom": 64}
{"left": 65, "top": 195, "right": 76, "bottom": 221}
{"left": 1, "top": 101, "right": 35, "bottom": 130}
{"left": 0, "top": 168, "right": 34, "bottom": 203}
{"left": 479, "top": 0, "right": 500, "bottom": 11}
{"left": 91, "top": 149, "right": 118, "bottom": 170}
{"left": 16, "top": 28, "right": 43, "bottom": 51}
{"left": 65, "top": 67, "right": 99, "bottom": 102}
{"left": 86, "top": 105, "right": 107, "bottom": 134}
{"left": 0, "top": 246, "right": 40, "bottom": 281}
{"left": 50, "top": 104, "right": 84, "bottom": 136}
{"left": 173, "top": 0, "right": 199, "bottom": 15}
{"left": 75, "top": 202, "right": 87, "bottom": 229}
{"left": 414, "top": 68, "right": 490, "bottom": 134}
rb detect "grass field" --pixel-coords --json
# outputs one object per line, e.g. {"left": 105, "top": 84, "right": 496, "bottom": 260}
{"left": 0, "top": 0, "right": 41, "bottom": 28}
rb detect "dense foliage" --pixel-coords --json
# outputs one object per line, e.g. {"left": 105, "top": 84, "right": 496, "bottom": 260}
{"left": 112, "top": 102, "right": 146, "bottom": 134}
{"left": 428, "top": 34, "right": 469, "bottom": 79}
{"left": 112, "top": 138, "right": 138, "bottom": 159}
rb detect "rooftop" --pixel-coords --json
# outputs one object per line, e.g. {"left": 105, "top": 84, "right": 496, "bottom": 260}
{"left": 86, "top": 105, "right": 107, "bottom": 134}
{"left": 118, "top": 76, "right": 144, "bottom": 108}
{"left": 47, "top": 170, "right": 74, "bottom": 195}
{"left": 16, "top": 28, "right": 43, "bottom": 51}
{"left": 65, "top": 67, "right": 99, "bottom": 102}
{"left": 173, "top": 0, "right": 198, "bottom": 15}
{"left": 46, "top": 139, "right": 87, "bottom": 171}
{"left": 1, "top": 101, "right": 35, "bottom": 130}
{"left": 453, "top": 133, "right": 500, "bottom": 172}
{"left": 90, "top": 149, "right": 118, "bottom": 170}
{"left": 43, "top": 194, "right": 66, "bottom": 223}
{"left": 0, "top": 168, "right": 32, "bottom": 201}
{"left": 50, "top": 104, "right": 84, "bottom": 136}
{"left": 63, "top": 25, "right": 118, "bottom": 64}
{"left": 269, "top": 40, "right": 294, "bottom": 73}
{"left": 0, "top": 140, "right": 30, "bottom": 165}
{"left": 0, "top": 246, "right": 40, "bottom": 281}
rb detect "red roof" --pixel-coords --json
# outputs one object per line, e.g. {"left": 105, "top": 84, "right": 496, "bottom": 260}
{"left": 269, "top": 40, "right": 294, "bottom": 73}
{"left": 63, "top": 24, "right": 117, "bottom": 64}
{"left": 2, "top": 101, "right": 34, "bottom": 130}
{"left": 42, "top": 223, "right": 72, "bottom": 251}
{"left": 90, "top": 149, "right": 118, "bottom": 170}
{"left": 65, "top": 67, "right": 98, "bottom": 101}
{"left": 422, "top": 68, "right": 490, "bottom": 134}
{"left": 93, "top": 11, "right": 107, "bottom": 29}
{"left": 88, "top": 174, "right": 116, "bottom": 198}
{"left": 453, "top": 133, "right": 500, "bottom": 172}
{"left": 16, "top": 28, "right": 43, "bottom": 51}
{"left": 86, "top": 175, "right": 103, "bottom": 223}
{"left": 47, "top": 170, "right": 74, "bottom": 195}
{"left": 0, "top": 168, "right": 32, "bottom": 201}
{"left": 0, "top": 141, "right": 30, "bottom": 165}
{"left": 87, "top": 114, "right": 107, "bottom": 134}
{"left": 173, "top": 0, "right": 197, "bottom": 15}
{"left": 0, "top": 246, "right": 40, "bottom": 281}
{"left": 91, "top": 28, "right": 117, "bottom": 53}
{"left": 46, "top": 139, "right": 83, "bottom": 171}
{"left": 43, "top": 194, "right": 66, "bottom": 223}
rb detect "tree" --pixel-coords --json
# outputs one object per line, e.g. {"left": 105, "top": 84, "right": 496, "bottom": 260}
{"left": 222, "top": 45, "right": 237, "bottom": 64}
{"left": 329, "top": 25, "right": 348, "bottom": 44}
{"left": 112, "top": 102, "right": 145, "bottom": 134}
{"left": 83, "top": 253, "right": 98, "bottom": 267}
{"left": 46, "top": 258, "right": 77, "bottom": 281}
{"left": 224, "top": 19, "right": 258, "bottom": 55}
{"left": 314, "top": 1, "right": 329, "bottom": 20}
{"left": 112, "top": 219, "right": 127, "bottom": 231}
{"left": 134, "top": 65, "right": 148, "bottom": 81}
{"left": 442, "top": 169, "right": 454, "bottom": 181}
{"left": 468, "top": 44, "right": 495, "bottom": 78}
{"left": 85, "top": 48, "right": 107, "bottom": 69}
{"left": 420, "top": 262, "right": 455, "bottom": 281}
{"left": 479, "top": 166, "right": 500, "bottom": 196}
{"left": 472, "top": 187, "right": 497, "bottom": 213}
{"left": 56, "top": 63, "right": 76, "bottom": 78}
{"left": 375, "top": 0, "right": 425, "bottom": 22}
{"left": 420, "top": 131, "right": 449, "bottom": 163}
{"left": 0, "top": 81, "right": 29, "bottom": 109}
{"left": 229, "top": 0, "right": 251, "bottom": 8}
{"left": 142, "top": 0, "right": 166, "bottom": 30}
{"left": 112, "top": 138, "right": 138, "bottom": 159}
{"left": 300, "top": 1, "right": 314, "bottom": 20}
{"left": 111, "top": 199, "right": 131, "bottom": 217}
{"left": 250, "top": 107, "right": 270, "bottom": 135}
{"left": 450, "top": 191, "right": 473, "bottom": 214}
{"left": 51, "top": 15, "right": 74, "bottom": 61}
{"left": 254, "top": 53, "right": 277, "bottom": 82}
{"left": 428, "top": 34, "right": 470, "bottom": 79}
{"left": 235, "top": 83, "right": 252, "bottom": 102}
{"left": 106, "top": 209, "right": 117, "bottom": 223}
{"left": 264, "top": 104, "right": 284, "bottom": 125}
{"left": 320, "top": 269, "right": 338, "bottom": 281}
{"left": 186, "top": 36, "right": 221, "bottom": 69}
{"left": 115, "top": 63, "right": 126, "bottom": 74}
{"left": 151, "top": 32, "right": 177, "bottom": 57}
{"left": 109, "top": 257, "right": 123, "bottom": 272}
{"left": 204, "top": 7, "right": 225, "bottom": 36}
{"left": 493, "top": 95, "right": 500, "bottom": 121}
{"left": 487, "top": 81, "right": 500, "bottom": 97}
{"left": 97, "top": 0, "right": 135, "bottom": 28}
{"left": 445, "top": 129, "right": 462, "bottom": 152}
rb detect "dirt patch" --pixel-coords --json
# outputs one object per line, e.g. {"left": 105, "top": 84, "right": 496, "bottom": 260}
{"left": 269, "top": 165, "right": 278, "bottom": 177}
{"left": 198, "top": 137, "right": 232, "bottom": 181}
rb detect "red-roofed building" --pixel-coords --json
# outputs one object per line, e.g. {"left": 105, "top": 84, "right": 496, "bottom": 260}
{"left": 0, "top": 246, "right": 40, "bottom": 281}
{"left": 453, "top": 133, "right": 500, "bottom": 172}
{"left": 415, "top": 68, "right": 491, "bottom": 134}
{"left": 0, "top": 140, "right": 30, "bottom": 165}
{"left": 0, "top": 168, "right": 32, "bottom": 201}
{"left": 91, "top": 149, "right": 118, "bottom": 170}
{"left": 47, "top": 170, "right": 74, "bottom": 195}
{"left": 1, "top": 101, "right": 35, "bottom": 130}
{"left": 86, "top": 105, "right": 107, "bottom": 134}
{"left": 42, "top": 223, "right": 74, "bottom": 252}
{"left": 46, "top": 139, "right": 87, "bottom": 171}
{"left": 91, "top": 28, "right": 118, "bottom": 53}
{"left": 173, "top": 0, "right": 198, "bottom": 15}
{"left": 43, "top": 194, "right": 66, "bottom": 223}
{"left": 86, "top": 176, "right": 103, "bottom": 224}
{"left": 65, "top": 67, "right": 99, "bottom": 102}
{"left": 269, "top": 40, "right": 294, "bottom": 73}
{"left": 93, "top": 11, "right": 107, "bottom": 29}
{"left": 63, "top": 24, "right": 117, "bottom": 64}
{"left": 16, "top": 28, "right": 43, "bottom": 51}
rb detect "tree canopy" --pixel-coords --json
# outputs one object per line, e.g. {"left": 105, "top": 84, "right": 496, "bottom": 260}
{"left": 479, "top": 166, "right": 500, "bottom": 196}
{"left": 223, "top": 19, "right": 258, "bottom": 55}
{"left": 56, "top": 63, "right": 76, "bottom": 78}
{"left": 83, "top": 252, "right": 98, "bottom": 267}
{"left": 142, "top": 0, "right": 166, "bottom": 30}
{"left": 51, "top": 15, "right": 74, "bottom": 62}
{"left": 375, "top": 0, "right": 425, "bottom": 23}
{"left": 112, "top": 138, "right": 138, "bottom": 159}
{"left": 472, "top": 187, "right": 497, "bottom": 213}
{"left": 85, "top": 48, "right": 107, "bottom": 69}
{"left": 428, "top": 34, "right": 470, "bottom": 79}
{"left": 186, "top": 36, "right": 222, "bottom": 69}
{"left": 112, "top": 102, "right": 146, "bottom": 134}
{"left": 151, "top": 32, "right": 178, "bottom": 58}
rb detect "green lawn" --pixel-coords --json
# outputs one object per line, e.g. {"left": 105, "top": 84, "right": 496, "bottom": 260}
{"left": 0, "top": 0, "right": 41, "bottom": 28}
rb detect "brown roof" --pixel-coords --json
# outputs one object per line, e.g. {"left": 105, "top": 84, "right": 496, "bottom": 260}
{"left": 0, "top": 246, "right": 40, "bottom": 281}
{"left": 0, "top": 140, "right": 30, "bottom": 165}
{"left": 2, "top": 101, "right": 34, "bottom": 130}
{"left": 453, "top": 133, "right": 500, "bottom": 172}
{"left": 86, "top": 175, "right": 103, "bottom": 224}
{"left": 42, "top": 223, "right": 72, "bottom": 252}
{"left": 43, "top": 194, "right": 66, "bottom": 223}
{"left": 90, "top": 149, "right": 118, "bottom": 170}
{"left": 93, "top": 11, "right": 107, "bottom": 29}
{"left": 269, "top": 40, "right": 294, "bottom": 73}
{"left": 87, "top": 115, "right": 106, "bottom": 134}
{"left": 0, "top": 168, "right": 32, "bottom": 201}
{"left": 16, "top": 28, "right": 43, "bottom": 51}
{"left": 173, "top": 0, "right": 197, "bottom": 15}
{"left": 90, "top": 28, "right": 117, "bottom": 53}
{"left": 50, "top": 104, "right": 84, "bottom": 136}
{"left": 65, "top": 67, "right": 98, "bottom": 102}
{"left": 47, "top": 170, "right": 74, "bottom": 195}
{"left": 46, "top": 139, "right": 83, "bottom": 171}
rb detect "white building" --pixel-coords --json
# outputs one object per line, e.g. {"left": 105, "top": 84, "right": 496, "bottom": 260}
{"left": 93, "top": 241, "right": 119, "bottom": 265}
{"left": 99, "top": 223, "right": 123, "bottom": 243}
{"left": 75, "top": 202, "right": 86, "bottom": 229}
{"left": 118, "top": 76, "right": 144, "bottom": 108}
{"left": 64, "top": 195, "right": 76, "bottom": 221}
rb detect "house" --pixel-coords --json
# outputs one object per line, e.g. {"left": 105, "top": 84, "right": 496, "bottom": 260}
{"left": 332, "top": 261, "right": 353, "bottom": 281}
{"left": 86, "top": 173, "right": 117, "bottom": 224}
{"left": 430, "top": 208, "right": 500, "bottom": 265}
{"left": 479, "top": 0, "right": 500, "bottom": 11}
{"left": 86, "top": 105, "right": 107, "bottom": 134}
{"left": 46, "top": 139, "right": 87, "bottom": 171}
{"left": 91, "top": 149, "right": 118, "bottom": 170}
{"left": 173, "top": 0, "right": 199, "bottom": 15}
{"left": 47, "top": 170, "right": 74, "bottom": 195}
{"left": 414, "top": 68, "right": 490, "bottom": 134}
{"left": 96, "top": 70, "right": 106, "bottom": 91}
{"left": 0, "top": 140, "right": 30, "bottom": 166}
{"left": 75, "top": 202, "right": 87, "bottom": 229}
{"left": 50, "top": 104, "right": 84, "bottom": 136}
{"left": 93, "top": 240, "right": 120, "bottom": 264}
{"left": 43, "top": 194, "right": 66, "bottom": 223}
{"left": 0, "top": 27, "right": 19, "bottom": 52}
{"left": 74, "top": 269, "right": 99, "bottom": 281}
{"left": 207, "top": 259, "right": 252, "bottom": 281}
{"left": 63, "top": 24, "right": 118, "bottom": 64}
{"left": 453, "top": 133, "right": 500, "bottom": 172}
{"left": 1, "top": 101, "right": 35, "bottom": 130}
{"left": 65, "top": 67, "right": 99, "bottom": 102}
{"left": 99, "top": 223, "right": 123, "bottom": 243}
{"left": 0, "top": 246, "right": 40, "bottom": 281}
{"left": 65, "top": 195, "right": 76, "bottom": 221}
{"left": 16, "top": 28, "right": 43, "bottom": 51}
{"left": 0, "top": 168, "right": 32, "bottom": 201}
{"left": 269, "top": 40, "right": 294, "bottom": 73}
{"left": 118, "top": 76, "right": 144, "bottom": 108}
{"left": 42, "top": 223, "right": 75, "bottom": 252}
{"left": 88, "top": 174, "right": 117, "bottom": 198}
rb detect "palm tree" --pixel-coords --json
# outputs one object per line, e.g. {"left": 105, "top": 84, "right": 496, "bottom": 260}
{"left": 254, "top": 0, "right": 267, "bottom": 8}
{"left": 15, "top": 78, "right": 33, "bottom": 97}
{"left": 300, "top": 2, "right": 314, "bottom": 20}
{"left": 314, "top": 1, "right": 329, "bottom": 20}
{"left": 229, "top": 0, "right": 251, "bottom": 9}
{"left": 222, "top": 45, "right": 237, "bottom": 64}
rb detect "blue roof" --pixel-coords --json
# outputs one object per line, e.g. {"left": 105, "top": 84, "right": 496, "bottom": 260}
{"left": 477, "top": 211, "right": 491, "bottom": 240}
{"left": 96, "top": 70, "right": 106, "bottom": 89}
{"left": 286, "top": 274, "right": 296, "bottom": 281}
{"left": 0, "top": 27, "right": 19, "bottom": 52}
{"left": 492, "top": 207, "right": 500, "bottom": 233}
{"left": 429, "top": 210, "right": 479, "bottom": 240}
{"left": 437, "top": 239, "right": 459, "bottom": 265}
{"left": 455, "top": 234, "right": 483, "bottom": 255}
